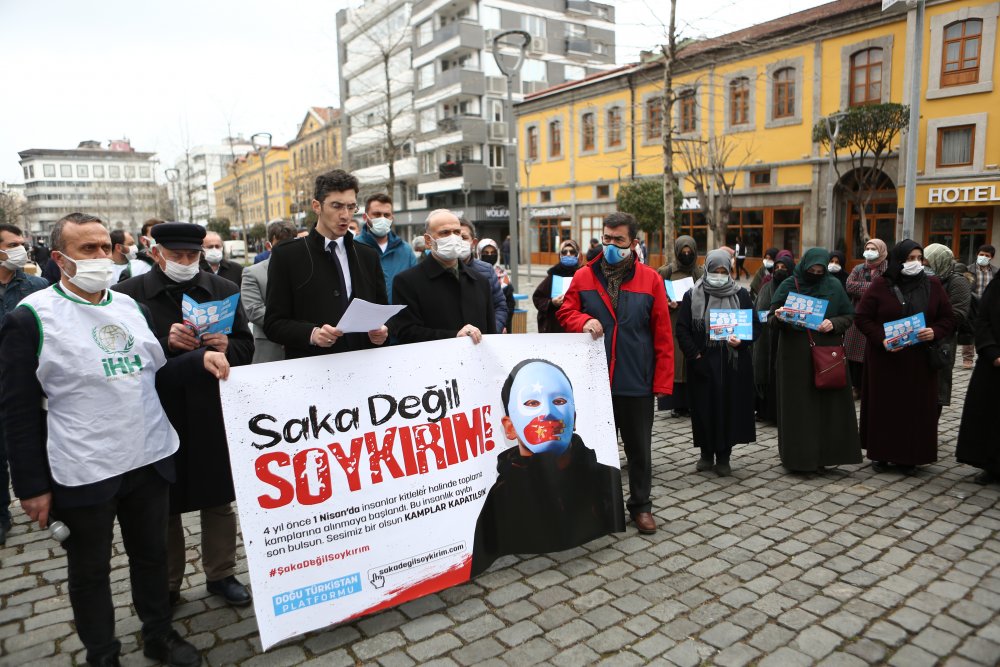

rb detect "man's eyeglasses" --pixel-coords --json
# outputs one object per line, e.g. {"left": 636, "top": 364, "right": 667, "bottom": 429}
{"left": 327, "top": 202, "right": 358, "bottom": 213}
{"left": 560, "top": 249, "right": 578, "bottom": 256}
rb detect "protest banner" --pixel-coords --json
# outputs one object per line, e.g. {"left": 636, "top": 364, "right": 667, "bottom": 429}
{"left": 219, "top": 334, "right": 625, "bottom": 649}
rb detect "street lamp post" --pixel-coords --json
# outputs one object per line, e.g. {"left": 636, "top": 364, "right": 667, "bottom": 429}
{"left": 523, "top": 159, "right": 532, "bottom": 279}
{"left": 251, "top": 132, "right": 273, "bottom": 228}
{"left": 164, "top": 168, "right": 180, "bottom": 222}
{"left": 461, "top": 181, "right": 471, "bottom": 216}
{"left": 824, "top": 112, "right": 847, "bottom": 252}
{"left": 492, "top": 30, "right": 531, "bottom": 291}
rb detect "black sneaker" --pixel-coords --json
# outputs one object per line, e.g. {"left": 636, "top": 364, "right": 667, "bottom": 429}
{"left": 206, "top": 575, "right": 252, "bottom": 606}
{"left": 974, "top": 470, "right": 998, "bottom": 485}
{"left": 143, "top": 630, "right": 200, "bottom": 667}
{"left": 715, "top": 462, "right": 732, "bottom": 477}
{"left": 871, "top": 461, "right": 890, "bottom": 473}
{"left": 696, "top": 458, "right": 713, "bottom": 472}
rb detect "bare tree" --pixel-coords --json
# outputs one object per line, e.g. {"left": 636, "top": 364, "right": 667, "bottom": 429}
{"left": 341, "top": 0, "right": 416, "bottom": 198}
{"left": 677, "top": 134, "right": 753, "bottom": 245}
{"left": 0, "top": 189, "right": 28, "bottom": 229}
{"left": 659, "top": 0, "right": 679, "bottom": 241}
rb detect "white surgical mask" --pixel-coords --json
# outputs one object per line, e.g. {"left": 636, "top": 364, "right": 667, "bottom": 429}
{"left": 125, "top": 245, "right": 138, "bottom": 261}
{"left": 164, "top": 259, "right": 200, "bottom": 283}
{"left": 458, "top": 241, "right": 472, "bottom": 261}
{"left": 1, "top": 245, "right": 29, "bottom": 271}
{"left": 432, "top": 234, "right": 466, "bottom": 261}
{"left": 978, "top": 255, "right": 992, "bottom": 267}
{"left": 923, "top": 265, "right": 935, "bottom": 276}
{"left": 901, "top": 260, "right": 924, "bottom": 276}
{"left": 369, "top": 217, "right": 392, "bottom": 237}
{"left": 827, "top": 263, "right": 842, "bottom": 274}
{"left": 863, "top": 249, "right": 879, "bottom": 262}
{"left": 763, "top": 259, "right": 774, "bottom": 269}
{"left": 204, "top": 248, "right": 224, "bottom": 264}
{"left": 705, "top": 273, "right": 730, "bottom": 288}
{"left": 60, "top": 254, "right": 115, "bottom": 294}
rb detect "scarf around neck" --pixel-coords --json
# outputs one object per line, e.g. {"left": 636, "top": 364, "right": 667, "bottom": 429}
{"left": 600, "top": 253, "right": 635, "bottom": 310}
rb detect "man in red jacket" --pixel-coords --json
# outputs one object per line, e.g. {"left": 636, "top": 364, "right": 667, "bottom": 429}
{"left": 557, "top": 212, "right": 674, "bottom": 534}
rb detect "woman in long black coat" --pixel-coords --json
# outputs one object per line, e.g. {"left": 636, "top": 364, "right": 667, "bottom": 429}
{"left": 854, "top": 240, "right": 956, "bottom": 472}
{"left": 956, "top": 279, "right": 1000, "bottom": 484}
{"left": 532, "top": 239, "right": 581, "bottom": 333}
{"left": 753, "top": 250, "right": 793, "bottom": 423}
{"left": 675, "top": 249, "right": 759, "bottom": 476}
{"left": 657, "top": 235, "right": 704, "bottom": 416}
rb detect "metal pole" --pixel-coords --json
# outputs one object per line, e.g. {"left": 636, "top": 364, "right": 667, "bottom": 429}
{"left": 260, "top": 150, "right": 269, "bottom": 229}
{"left": 901, "top": 0, "right": 924, "bottom": 241}
{"left": 164, "top": 168, "right": 180, "bottom": 221}
{"left": 524, "top": 161, "right": 532, "bottom": 279}
{"left": 493, "top": 30, "right": 531, "bottom": 292}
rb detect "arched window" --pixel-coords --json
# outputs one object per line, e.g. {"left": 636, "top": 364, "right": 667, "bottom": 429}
{"left": 729, "top": 77, "right": 750, "bottom": 125}
{"left": 526, "top": 126, "right": 539, "bottom": 160}
{"left": 849, "top": 48, "right": 883, "bottom": 106}
{"left": 773, "top": 68, "right": 795, "bottom": 118}
{"left": 942, "top": 19, "right": 983, "bottom": 86}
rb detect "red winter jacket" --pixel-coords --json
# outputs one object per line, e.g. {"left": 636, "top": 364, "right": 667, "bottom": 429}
{"left": 557, "top": 256, "right": 674, "bottom": 396}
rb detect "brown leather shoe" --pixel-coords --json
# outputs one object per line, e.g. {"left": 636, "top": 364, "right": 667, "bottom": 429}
{"left": 632, "top": 512, "right": 656, "bottom": 534}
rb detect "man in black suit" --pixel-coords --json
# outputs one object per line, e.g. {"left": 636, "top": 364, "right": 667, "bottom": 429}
{"left": 264, "top": 169, "right": 388, "bottom": 359}
{"left": 114, "top": 222, "right": 254, "bottom": 608}
{"left": 0, "top": 212, "right": 226, "bottom": 666}
{"left": 200, "top": 230, "right": 244, "bottom": 287}
{"left": 389, "top": 209, "right": 495, "bottom": 344}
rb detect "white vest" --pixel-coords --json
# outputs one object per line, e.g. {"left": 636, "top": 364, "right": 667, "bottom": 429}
{"left": 20, "top": 285, "right": 179, "bottom": 486}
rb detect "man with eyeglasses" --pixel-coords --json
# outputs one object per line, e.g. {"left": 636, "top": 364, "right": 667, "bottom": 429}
{"left": 264, "top": 169, "right": 389, "bottom": 359}
{"left": 557, "top": 212, "right": 674, "bottom": 535}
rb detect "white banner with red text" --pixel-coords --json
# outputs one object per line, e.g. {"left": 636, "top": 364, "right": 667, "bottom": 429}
{"left": 220, "top": 333, "right": 625, "bottom": 650}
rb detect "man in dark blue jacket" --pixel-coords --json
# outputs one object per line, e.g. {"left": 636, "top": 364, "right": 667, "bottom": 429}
{"left": 459, "top": 218, "right": 509, "bottom": 333}
{"left": 0, "top": 223, "right": 48, "bottom": 545}
{"left": 353, "top": 193, "right": 416, "bottom": 303}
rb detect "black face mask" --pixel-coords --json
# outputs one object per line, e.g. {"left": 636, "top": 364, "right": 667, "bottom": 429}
{"left": 803, "top": 271, "right": 823, "bottom": 284}
{"left": 772, "top": 269, "right": 789, "bottom": 284}
{"left": 481, "top": 253, "right": 498, "bottom": 266}
{"left": 678, "top": 252, "right": 695, "bottom": 266}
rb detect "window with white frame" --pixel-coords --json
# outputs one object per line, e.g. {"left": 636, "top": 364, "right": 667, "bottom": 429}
{"left": 60, "top": 164, "right": 72, "bottom": 177}
{"left": 522, "top": 15, "right": 546, "bottom": 38}
{"left": 481, "top": 6, "right": 501, "bottom": 30}
{"left": 489, "top": 145, "right": 504, "bottom": 167}
{"left": 417, "top": 63, "right": 435, "bottom": 89}
{"left": 521, "top": 58, "right": 546, "bottom": 81}
{"left": 417, "top": 21, "right": 432, "bottom": 46}
{"left": 565, "top": 64, "right": 586, "bottom": 81}
{"left": 420, "top": 108, "right": 437, "bottom": 133}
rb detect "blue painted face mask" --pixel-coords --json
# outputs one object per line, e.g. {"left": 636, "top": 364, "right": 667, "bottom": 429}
{"left": 506, "top": 362, "right": 575, "bottom": 455}
{"left": 603, "top": 243, "right": 631, "bottom": 265}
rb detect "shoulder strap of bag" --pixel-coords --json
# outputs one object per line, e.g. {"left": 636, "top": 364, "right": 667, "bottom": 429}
{"left": 793, "top": 276, "right": 817, "bottom": 348}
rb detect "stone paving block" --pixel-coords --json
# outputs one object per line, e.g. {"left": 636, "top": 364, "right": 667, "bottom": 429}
{"left": 495, "top": 599, "right": 538, "bottom": 624}
{"left": 844, "top": 638, "right": 889, "bottom": 663}
{"left": 241, "top": 645, "right": 306, "bottom": 667}
{"left": 499, "top": 637, "right": 557, "bottom": 665}
{"left": 353, "top": 630, "right": 406, "bottom": 661}
{"left": 699, "top": 621, "right": 748, "bottom": 649}
{"left": 406, "top": 632, "right": 462, "bottom": 662}
{"left": 375, "top": 652, "right": 416, "bottom": 667}
{"left": 913, "top": 625, "right": 964, "bottom": 657}
{"left": 793, "top": 625, "right": 842, "bottom": 659}
{"left": 661, "top": 639, "right": 714, "bottom": 667}
{"left": 546, "top": 619, "right": 598, "bottom": 649}
{"left": 631, "top": 632, "right": 675, "bottom": 660}
{"left": 757, "top": 646, "right": 813, "bottom": 667}
{"left": 549, "top": 643, "right": 601, "bottom": 666}
{"left": 450, "top": 637, "right": 504, "bottom": 666}
{"left": 888, "top": 644, "right": 938, "bottom": 666}
{"left": 400, "top": 613, "right": 454, "bottom": 642}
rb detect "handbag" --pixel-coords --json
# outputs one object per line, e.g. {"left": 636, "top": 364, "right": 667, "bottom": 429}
{"left": 792, "top": 277, "right": 848, "bottom": 390}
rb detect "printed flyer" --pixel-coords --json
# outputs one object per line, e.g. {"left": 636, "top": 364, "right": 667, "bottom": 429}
{"left": 182, "top": 293, "right": 240, "bottom": 336}
{"left": 551, "top": 275, "right": 573, "bottom": 298}
{"left": 883, "top": 312, "right": 926, "bottom": 350}
{"left": 219, "top": 334, "right": 625, "bottom": 649}
{"left": 778, "top": 291, "right": 829, "bottom": 330}
{"left": 709, "top": 309, "right": 754, "bottom": 340}
{"left": 664, "top": 277, "right": 694, "bottom": 303}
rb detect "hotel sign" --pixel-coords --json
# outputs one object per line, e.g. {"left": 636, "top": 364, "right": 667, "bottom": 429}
{"left": 927, "top": 185, "right": 1000, "bottom": 205}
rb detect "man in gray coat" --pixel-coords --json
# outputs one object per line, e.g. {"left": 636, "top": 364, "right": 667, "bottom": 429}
{"left": 242, "top": 220, "right": 297, "bottom": 363}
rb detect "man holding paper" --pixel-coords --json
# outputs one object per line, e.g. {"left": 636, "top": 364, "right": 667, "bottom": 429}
{"left": 264, "top": 170, "right": 389, "bottom": 358}
{"left": 114, "top": 222, "right": 255, "bottom": 608}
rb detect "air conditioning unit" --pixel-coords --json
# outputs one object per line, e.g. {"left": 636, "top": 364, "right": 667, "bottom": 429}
{"left": 490, "top": 168, "right": 507, "bottom": 185}
{"left": 529, "top": 37, "right": 547, "bottom": 54}
{"left": 486, "top": 76, "right": 507, "bottom": 95}
{"left": 521, "top": 80, "right": 547, "bottom": 95}
{"left": 488, "top": 122, "right": 507, "bottom": 141}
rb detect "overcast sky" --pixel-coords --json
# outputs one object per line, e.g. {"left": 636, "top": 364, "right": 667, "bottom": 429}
{"left": 0, "top": 0, "right": 830, "bottom": 185}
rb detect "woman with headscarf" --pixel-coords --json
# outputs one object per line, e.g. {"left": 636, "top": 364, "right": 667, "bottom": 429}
{"left": 750, "top": 247, "right": 779, "bottom": 300}
{"left": 479, "top": 238, "right": 515, "bottom": 332}
{"left": 657, "top": 236, "right": 704, "bottom": 416}
{"left": 923, "top": 243, "right": 971, "bottom": 413}
{"left": 753, "top": 250, "right": 793, "bottom": 423}
{"left": 844, "top": 239, "right": 888, "bottom": 399}
{"left": 532, "top": 239, "right": 580, "bottom": 333}
{"left": 770, "top": 247, "right": 861, "bottom": 472}
{"left": 854, "top": 240, "right": 956, "bottom": 472}
{"left": 827, "top": 250, "right": 848, "bottom": 288}
{"left": 675, "top": 249, "right": 759, "bottom": 476}
{"left": 956, "top": 279, "right": 1000, "bottom": 484}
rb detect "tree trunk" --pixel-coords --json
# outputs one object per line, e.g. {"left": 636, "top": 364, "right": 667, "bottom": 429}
{"left": 660, "top": 0, "right": 678, "bottom": 245}
{"left": 383, "top": 54, "right": 396, "bottom": 198}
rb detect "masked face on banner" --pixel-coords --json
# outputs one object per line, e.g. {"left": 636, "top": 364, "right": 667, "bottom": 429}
{"left": 502, "top": 361, "right": 575, "bottom": 455}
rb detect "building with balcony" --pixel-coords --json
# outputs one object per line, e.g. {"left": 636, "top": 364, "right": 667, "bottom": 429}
{"left": 167, "top": 136, "right": 255, "bottom": 225}
{"left": 337, "top": 0, "right": 616, "bottom": 239}
{"left": 287, "top": 106, "right": 343, "bottom": 222}
{"left": 213, "top": 147, "right": 292, "bottom": 233}
{"left": 515, "top": 0, "right": 1000, "bottom": 268}
{"left": 18, "top": 139, "right": 160, "bottom": 238}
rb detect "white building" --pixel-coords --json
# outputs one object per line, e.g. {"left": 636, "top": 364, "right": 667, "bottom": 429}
{"left": 167, "top": 136, "right": 255, "bottom": 224}
{"left": 18, "top": 139, "right": 160, "bottom": 237}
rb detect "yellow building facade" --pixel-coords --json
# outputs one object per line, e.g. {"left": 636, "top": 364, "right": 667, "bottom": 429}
{"left": 214, "top": 147, "right": 292, "bottom": 228}
{"left": 287, "top": 106, "right": 343, "bottom": 220}
{"left": 516, "top": 0, "right": 1000, "bottom": 269}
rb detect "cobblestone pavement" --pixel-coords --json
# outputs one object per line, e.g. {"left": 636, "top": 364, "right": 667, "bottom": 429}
{"left": 2, "top": 277, "right": 999, "bottom": 666}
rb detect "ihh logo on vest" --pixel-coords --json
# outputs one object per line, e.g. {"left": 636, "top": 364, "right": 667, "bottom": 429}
{"left": 91, "top": 323, "right": 143, "bottom": 378}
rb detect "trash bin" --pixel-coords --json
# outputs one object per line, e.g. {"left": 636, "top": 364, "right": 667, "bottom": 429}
{"left": 511, "top": 309, "right": 527, "bottom": 334}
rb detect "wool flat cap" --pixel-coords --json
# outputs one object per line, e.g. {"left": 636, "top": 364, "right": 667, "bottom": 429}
{"left": 151, "top": 222, "right": 206, "bottom": 250}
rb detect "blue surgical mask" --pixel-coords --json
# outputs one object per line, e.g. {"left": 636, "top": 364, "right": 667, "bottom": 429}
{"left": 559, "top": 254, "right": 578, "bottom": 267}
{"left": 506, "top": 362, "right": 575, "bottom": 455}
{"left": 602, "top": 243, "right": 631, "bottom": 265}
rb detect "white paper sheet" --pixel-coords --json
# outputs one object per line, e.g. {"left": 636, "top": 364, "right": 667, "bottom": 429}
{"left": 335, "top": 298, "right": 406, "bottom": 333}
{"left": 670, "top": 276, "right": 694, "bottom": 302}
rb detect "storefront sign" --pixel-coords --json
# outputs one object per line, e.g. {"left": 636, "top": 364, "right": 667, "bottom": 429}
{"left": 531, "top": 206, "right": 569, "bottom": 218}
{"left": 220, "top": 335, "right": 622, "bottom": 650}
{"left": 928, "top": 185, "right": 1000, "bottom": 205}
{"left": 485, "top": 206, "right": 509, "bottom": 219}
